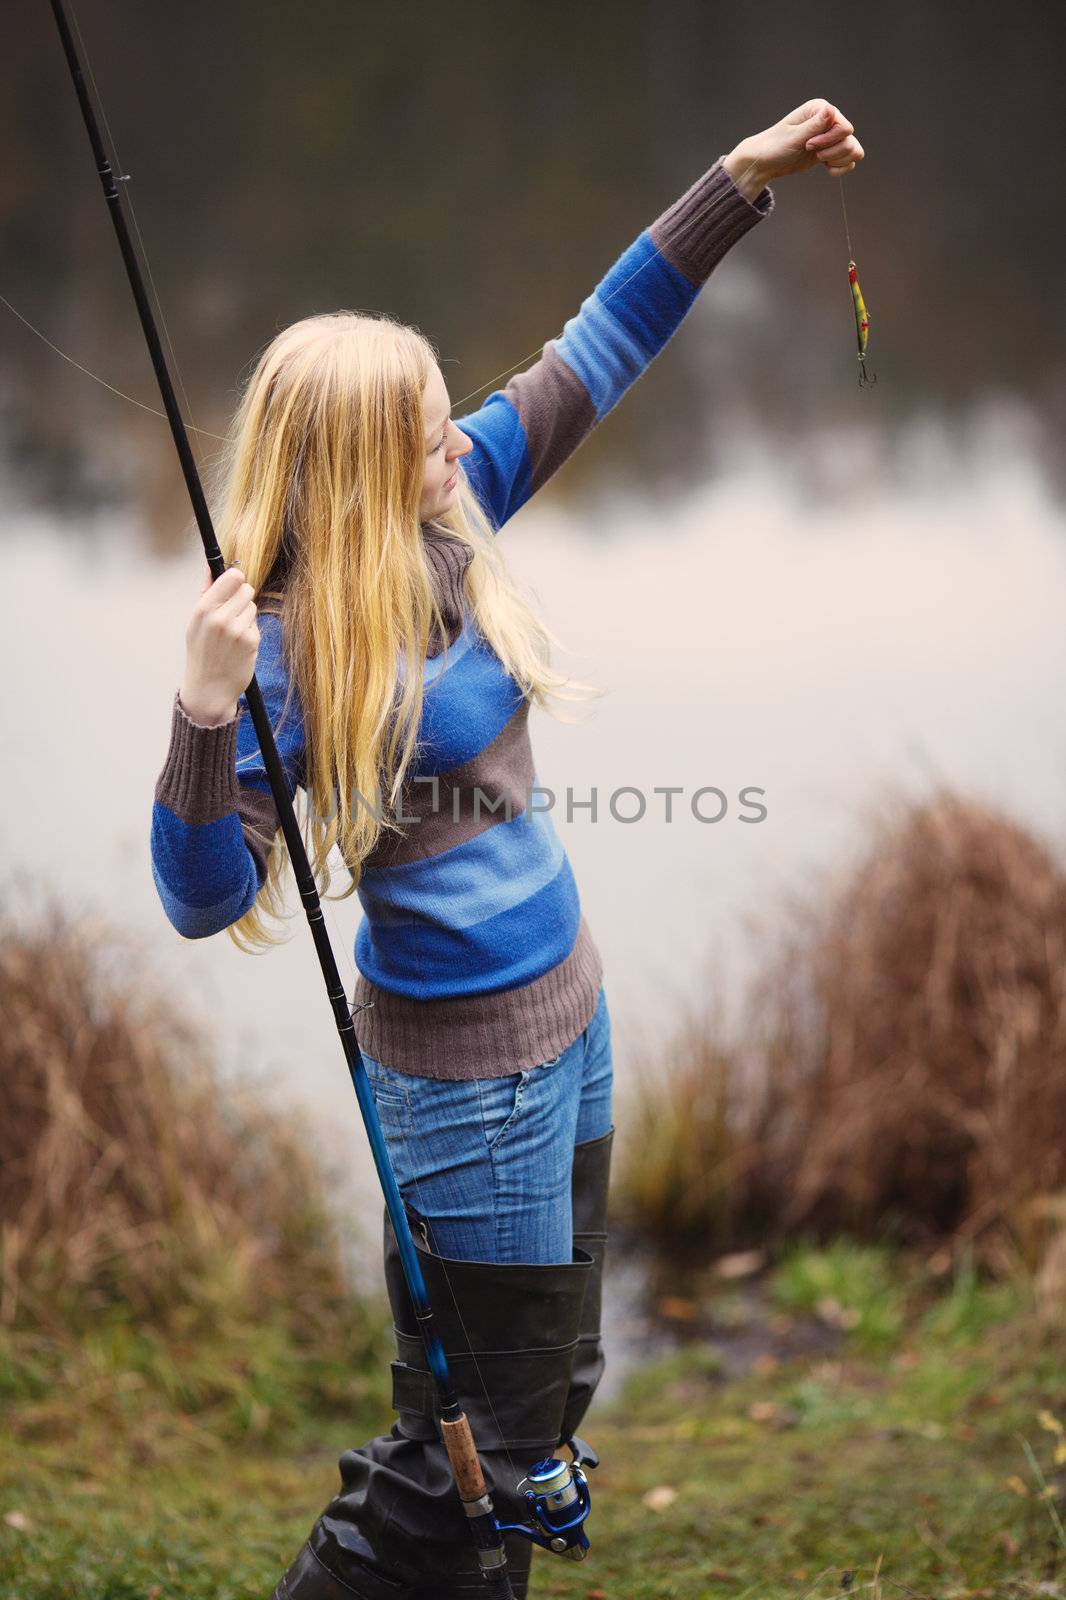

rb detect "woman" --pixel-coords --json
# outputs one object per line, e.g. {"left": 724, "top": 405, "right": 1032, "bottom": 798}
{"left": 151, "top": 97, "right": 862, "bottom": 1599}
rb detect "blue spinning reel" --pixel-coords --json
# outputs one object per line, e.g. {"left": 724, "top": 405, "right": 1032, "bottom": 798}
{"left": 495, "top": 1436, "right": 599, "bottom": 1560}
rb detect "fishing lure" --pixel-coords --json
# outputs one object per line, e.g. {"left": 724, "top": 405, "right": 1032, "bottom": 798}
{"left": 839, "top": 177, "right": 875, "bottom": 387}
{"left": 848, "top": 258, "right": 874, "bottom": 386}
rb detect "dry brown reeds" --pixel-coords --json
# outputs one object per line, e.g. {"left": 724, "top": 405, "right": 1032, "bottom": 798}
{"left": 618, "top": 784, "right": 1066, "bottom": 1277}
{"left": 0, "top": 880, "right": 357, "bottom": 1337}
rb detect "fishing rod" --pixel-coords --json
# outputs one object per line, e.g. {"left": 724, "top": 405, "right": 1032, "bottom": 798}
{"left": 46, "top": 1, "right": 596, "bottom": 1590}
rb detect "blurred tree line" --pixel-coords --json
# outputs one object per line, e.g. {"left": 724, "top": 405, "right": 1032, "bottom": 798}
{"left": 3, "top": 0, "right": 1064, "bottom": 526}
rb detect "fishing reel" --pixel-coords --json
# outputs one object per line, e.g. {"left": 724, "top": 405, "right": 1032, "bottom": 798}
{"left": 495, "top": 1436, "right": 598, "bottom": 1560}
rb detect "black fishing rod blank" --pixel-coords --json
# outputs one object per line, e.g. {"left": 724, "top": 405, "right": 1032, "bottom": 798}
{"left": 45, "top": 0, "right": 518, "bottom": 1590}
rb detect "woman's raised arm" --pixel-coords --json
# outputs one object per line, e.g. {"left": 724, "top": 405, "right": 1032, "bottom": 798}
{"left": 456, "top": 98, "right": 862, "bottom": 532}
{"left": 454, "top": 158, "right": 772, "bottom": 531}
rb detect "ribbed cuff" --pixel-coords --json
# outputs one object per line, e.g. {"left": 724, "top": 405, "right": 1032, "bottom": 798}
{"left": 154, "top": 689, "right": 242, "bottom": 825}
{"left": 649, "top": 155, "right": 774, "bottom": 283}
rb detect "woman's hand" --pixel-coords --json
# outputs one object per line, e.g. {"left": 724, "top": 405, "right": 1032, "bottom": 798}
{"left": 178, "top": 564, "right": 260, "bottom": 727}
{"left": 722, "top": 99, "right": 865, "bottom": 199}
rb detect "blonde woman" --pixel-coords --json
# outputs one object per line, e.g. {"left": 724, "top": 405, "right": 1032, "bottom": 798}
{"left": 151, "top": 98, "right": 862, "bottom": 1600}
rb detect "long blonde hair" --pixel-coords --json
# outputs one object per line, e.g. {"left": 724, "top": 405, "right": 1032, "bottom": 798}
{"left": 204, "top": 310, "right": 600, "bottom": 952}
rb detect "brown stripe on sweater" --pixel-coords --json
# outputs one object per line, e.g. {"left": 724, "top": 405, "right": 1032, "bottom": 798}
{"left": 503, "top": 343, "right": 597, "bottom": 500}
{"left": 155, "top": 691, "right": 243, "bottom": 826}
{"left": 237, "top": 783, "right": 283, "bottom": 884}
{"left": 361, "top": 697, "right": 533, "bottom": 871}
{"left": 156, "top": 692, "right": 283, "bottom": 884}
{"left": 422, "top": 525, "right": 475, "bottom": 655}
{"left": 649, "top": 155, "right": 774, "bottom": 285}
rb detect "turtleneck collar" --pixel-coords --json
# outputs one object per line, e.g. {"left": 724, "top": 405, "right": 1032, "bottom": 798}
{"left": 421, "top": 522, "right": 474, "bottom": 656}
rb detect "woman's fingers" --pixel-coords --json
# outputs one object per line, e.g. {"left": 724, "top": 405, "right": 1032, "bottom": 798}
{"left": 806, "top": 125, "right": 856, "bottom": 149}
{"left": 821, "top": 104, "right": 853, "bottom": 134}
{"left": 219, "top": 587, "right": 257, "bottom": 631}
{"left": 824, "top": 153, "right": 859, "bottom": 176}
{"left": 200, "top": 567, "right": 250, "bottom": 613}
{"left": 812, "top": 137, "right": 865, "bottom": 175}
{"left": 815, "top": 134, "right": 864, "bottom": 161}
{"left": 806, "top": 103, "right": 854, "bottom": 143}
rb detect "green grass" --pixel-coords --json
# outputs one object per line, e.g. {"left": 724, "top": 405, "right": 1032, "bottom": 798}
{"left": 3, "top": 1249, "right": 1066, "bottom": 1599}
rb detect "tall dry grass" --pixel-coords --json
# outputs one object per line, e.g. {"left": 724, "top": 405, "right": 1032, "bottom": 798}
{"left": 617, "top": 785, "right": 1066, "bottom": 1281}
{"left": 0, "top": 881, "right": 358, "bottom": 1341}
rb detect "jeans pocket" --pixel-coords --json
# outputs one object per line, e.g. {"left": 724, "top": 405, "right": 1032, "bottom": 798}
{"left": 478, "top": 1070, "right": 529, "bottom": 1154}
{"left": 363, "top": 1056, "right": 413, "bottom": 1139}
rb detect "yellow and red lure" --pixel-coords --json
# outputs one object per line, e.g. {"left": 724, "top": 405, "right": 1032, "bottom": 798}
{"left": 837, "top": 174, "right": 875, "bottom": 387}
{"left": 847, "top": 258, "right": 875, "bottom": 386}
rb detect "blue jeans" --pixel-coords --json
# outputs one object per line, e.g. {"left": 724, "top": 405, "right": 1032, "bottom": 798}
{"left": 361, "top": 981, "right": 613, "bottom": 1265}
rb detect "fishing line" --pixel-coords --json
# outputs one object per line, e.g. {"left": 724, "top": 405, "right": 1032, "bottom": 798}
{"left": 5, "top": 135, "right": 771, "bottom": 433}
{"left": 449, "top": 158, "right": 775, "bottom": 411}
{"left": 729, "top": 131, "right": 874, "bottom": 389}
{"left": 0, "top": 289, "right": 231, "bottom": 436}
{"left": 0, "top": 289, "right": 230, "bottom": 440}
{"left": 0, "top": 3, "right": 230, "bottom": 444}
{"left": 5, "top": 101, "right": 860, "bottom": 428}
{"left": 839, "top": 175, "right": 856, "bottom": 262}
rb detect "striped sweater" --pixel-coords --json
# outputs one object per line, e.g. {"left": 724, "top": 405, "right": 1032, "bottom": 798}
{"left": 151, "top": 155, "right": 774, "bottom": 1078}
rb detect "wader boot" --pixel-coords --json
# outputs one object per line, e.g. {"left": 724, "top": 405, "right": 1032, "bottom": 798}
{"left": 559, "top": 1127, "right": 614, "bottom": 1444}
{"left": 272, "top": 1204, "right": 594, "bottom": 1600}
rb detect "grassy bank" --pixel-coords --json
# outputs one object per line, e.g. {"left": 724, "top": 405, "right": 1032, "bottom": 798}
{"left": 3, "top": 1244, "right": 1065, "bottom": 1599}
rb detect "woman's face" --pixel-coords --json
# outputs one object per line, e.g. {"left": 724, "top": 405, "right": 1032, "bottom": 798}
{"left": 419, "top": 364, "right": 473, "bottom": 522}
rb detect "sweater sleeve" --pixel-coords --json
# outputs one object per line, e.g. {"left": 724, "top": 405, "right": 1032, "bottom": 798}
{"left": 456, "top": 155, "right": 774, "bottom": 530}
{"left": 149, "top": 613, "right": 304, "bottom": 939}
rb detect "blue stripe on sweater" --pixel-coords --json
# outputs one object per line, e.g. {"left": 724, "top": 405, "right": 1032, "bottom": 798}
{"left": 150, "top": 808, "right": 259, "bottom": 936}
{"left": 355, "top": 850, "right": 582, "bottom": 997}
{"left": 456, "top": 392, "right": 532, "bottom": 529}
{"left": 412, "top": 624, "right": 526, "bottom": 775}
{"left": 358, "top": 803, "right": 564, "bottom": 928}
{"left": 594, "top": 235, "right": 702, "bottom": 361}
{"left": 456, "top": 237, "right": 700, "bottom": 530}
{"left": 554, "top": 236, "right": 699, "bottom": 422}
